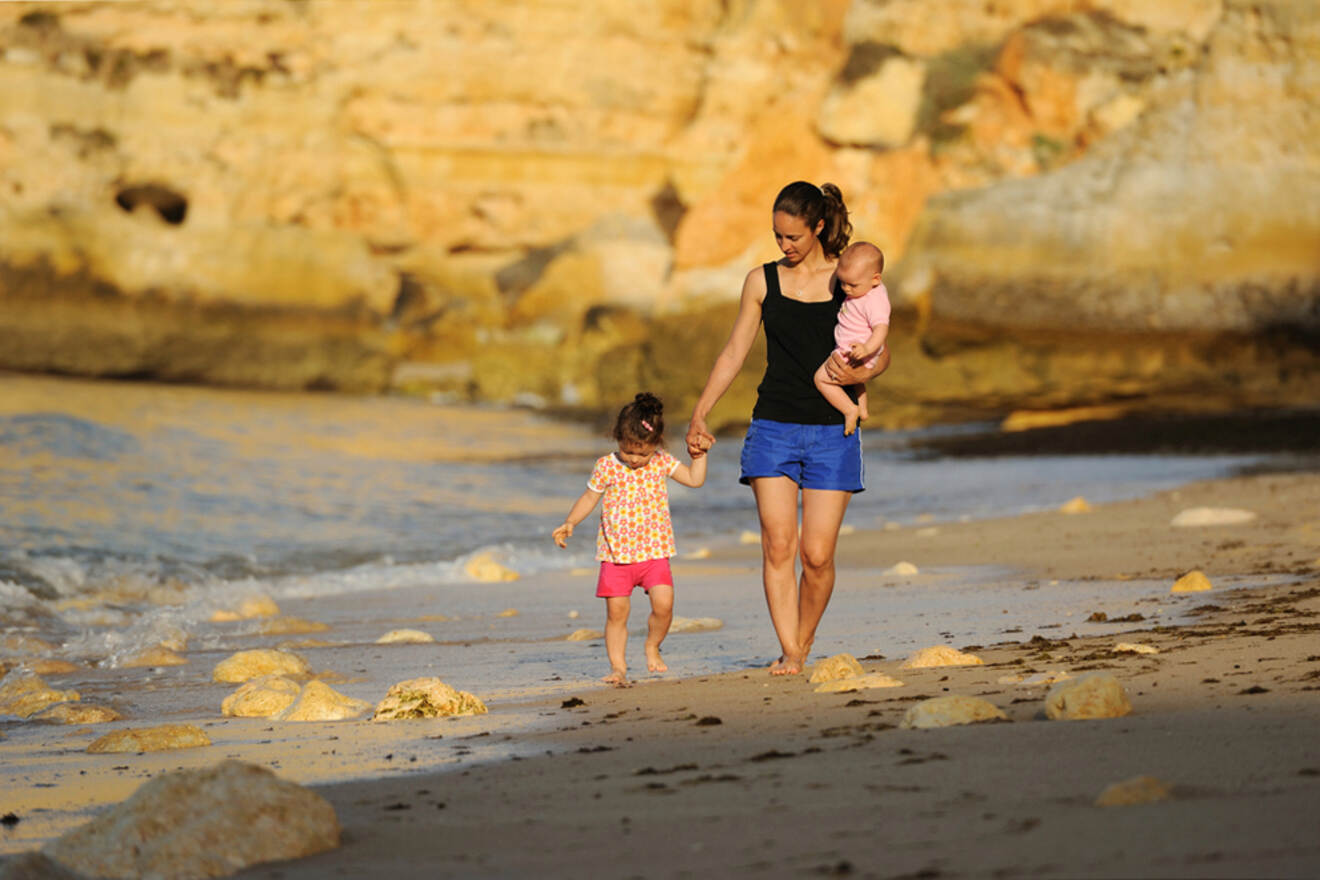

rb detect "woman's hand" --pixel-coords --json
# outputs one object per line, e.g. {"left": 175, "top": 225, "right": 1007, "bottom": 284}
{"left": 825, "top": 345, "right": 891, "bottom": 385}
{"left": 686, "top": 416, "right": 715, "bottom": 458}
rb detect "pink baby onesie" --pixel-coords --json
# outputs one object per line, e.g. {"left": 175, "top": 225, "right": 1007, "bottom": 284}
{"left": 833, "top": 282, "right": 890, "bottom": 368}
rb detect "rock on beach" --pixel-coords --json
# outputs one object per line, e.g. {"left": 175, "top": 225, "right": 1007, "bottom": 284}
{"left": 565, "top": 628, "right": 603, "bottom": 641}
{"left": 1170, "top": 507, "right": 1257, "bottom": 527}
{"left": 120, "top": 646, "right": 188, "bottom": 668}
{"left": 814, "top": 672, "right": 904, "bottom": 693}
{"left": 464, "top": 552, "right": 519, "bottom": 582}
{"left": 280, "top": 680, "right": 373, "bottom": 722}
{"left": 900, "top": 695, "right": 1008, "bottom": 729}
{"left": 668, "top": 616, "right": 723, "bottom": 633}
{"left": 808, "top": 653, "right": 865, "bottom": 683}
{"left": 1171, "top": 570, "right": 1213, "bottom": 593}
{"left": 87, "top": 724, "right": 211, "bottom": 754}
{"left": 1044, "top": 672, "right": 1132, "bottom": 720}
{"left": 34, "top": 704, "right": 122, "bottom": 725}
{"left": 0, "top": 675, "right": 79, "bottom": 718}
{"left": 222, "top": 675, "right": 303, "bottom": 719}
{"left": 43, "top": 761, "right": 339, "bottom": 879}
{"left": 210, "top": 594, "right": 281, "bottom": 622}
{"left": 212, "top": 649, "right": 311, "bottom": 683}
{"left": 1095, "top": 775, "right": 1173, "bottom": 807}
{"left": 372, "top": 677, "right": 487, "bottom": 720}
{"left": 900, "top": 645, "right": 984, "bottom": 669}
{"left": 375, "top": 628, "right": 435, "bottom": 644}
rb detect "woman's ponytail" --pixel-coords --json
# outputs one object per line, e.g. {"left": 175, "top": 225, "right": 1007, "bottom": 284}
{"left": 818, "top": 183, "right": 852, "bottom": 259}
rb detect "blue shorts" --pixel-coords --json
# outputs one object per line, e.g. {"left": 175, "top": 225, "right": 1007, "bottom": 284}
{"left": 739, "top": 418, "right": 864, "bottom": 492}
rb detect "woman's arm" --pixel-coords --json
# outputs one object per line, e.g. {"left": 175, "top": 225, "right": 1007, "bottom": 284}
{"left": 686, "top": 268, "right": 767, "bottom": 456}
{"left": 825, "top": 344, "right": 891, "bottom": 385}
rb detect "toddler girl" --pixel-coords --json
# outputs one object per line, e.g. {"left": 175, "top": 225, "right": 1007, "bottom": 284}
{"left": 552, "top": 392, "right": 707, "bottom": 685}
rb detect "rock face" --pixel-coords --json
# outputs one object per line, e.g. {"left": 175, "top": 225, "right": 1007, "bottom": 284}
{"left": 372, "top": 677, "right": 487, "bottom": 721}
{"left": 212, "top": 649, "right": 311, "bottom": 683}
{"left": 0, "top": 1, "right": 1312, "bottom": 422}
{"left": 87, "top": 723, "right": 211, "bottom": 753}
{"left": 900, "top": 695, "right": 1008, "bottom": 728}
{"left": 1044, "top": 671, "right": 1133, "bottom": 720}
{"left": 900, "top": 645, "right": 984, "bottom": 669}
{"left": 43, "top": 761, "right": 339, "bottom": 879}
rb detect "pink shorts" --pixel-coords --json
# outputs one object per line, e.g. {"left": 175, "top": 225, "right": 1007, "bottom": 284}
{"left": 596, "top": 558, "right": 673, "bottom": 598}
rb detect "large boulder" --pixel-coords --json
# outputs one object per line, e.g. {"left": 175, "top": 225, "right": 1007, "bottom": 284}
{"left": 43, "top": 761, "right": 339, "bottom": 879}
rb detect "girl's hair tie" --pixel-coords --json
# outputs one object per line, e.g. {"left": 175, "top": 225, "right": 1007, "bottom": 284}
{"left": 641, "top": 419, "right": 654, "bottom": 432}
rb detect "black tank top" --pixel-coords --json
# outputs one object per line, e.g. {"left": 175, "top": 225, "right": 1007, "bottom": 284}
{"left": 751, "top": 261, "right": 854, "bottom": 425}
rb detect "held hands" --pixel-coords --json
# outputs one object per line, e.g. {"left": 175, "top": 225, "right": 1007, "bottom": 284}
{"left": 685, "top": 418, "right": 715, "bottom": 459}
{"left": 551, "top": 522, "right": 573, "bottom": 548}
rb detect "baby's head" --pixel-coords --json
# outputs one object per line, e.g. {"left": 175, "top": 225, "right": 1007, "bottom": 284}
{"left": 612, "top": 392, "right": 664, "bottom": 468}
{"left": 836, "top": 241, "right": 884, "bottom": 299}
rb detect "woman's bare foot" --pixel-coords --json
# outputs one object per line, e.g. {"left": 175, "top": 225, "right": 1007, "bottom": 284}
{"left": 601, "top": 668, "right": 630, "bottom": 687}
{"left": 645, "top": 645, "right": 668, "bottom": 673}
{"left": 770, "top": 654, "right": 803, "bottom": 676}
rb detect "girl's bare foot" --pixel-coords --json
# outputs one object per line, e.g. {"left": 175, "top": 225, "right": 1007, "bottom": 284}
{"left": 601, "top": 668, "right": 630, "bottom": 687}
{"left": 843, "top": 412, "right": 859, "bottom": 436}
{"left": 645, "top": 645, "right": 668, "bottom": 673}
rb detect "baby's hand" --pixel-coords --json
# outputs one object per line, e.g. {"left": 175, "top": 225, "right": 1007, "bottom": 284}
{"left": 848, "top": 342, "right": 868, "bottom": 364}
{"left": 552, "top": 522, "right": 573, "bottom": 548}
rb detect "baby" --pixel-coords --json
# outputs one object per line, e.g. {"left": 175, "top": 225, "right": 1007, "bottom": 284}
{"left": 813, "top": 241, "right": 890, "bottom": 435}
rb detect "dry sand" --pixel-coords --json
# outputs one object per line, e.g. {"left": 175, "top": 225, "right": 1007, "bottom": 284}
{"left": 6, "top": 470, "right": 1320, "bottom": 879}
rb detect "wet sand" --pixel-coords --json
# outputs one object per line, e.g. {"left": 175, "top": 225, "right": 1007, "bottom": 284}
{"left": 4, "top": 470, "right": 1320, "bottom": 878}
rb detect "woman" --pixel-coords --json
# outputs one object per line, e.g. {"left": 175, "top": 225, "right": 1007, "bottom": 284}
{"left": 685, "top": 181, "right": 891, "bottom": 676}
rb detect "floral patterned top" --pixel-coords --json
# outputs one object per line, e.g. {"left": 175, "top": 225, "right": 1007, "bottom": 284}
{"left": 587, "top": 449, "right": 680, "bottom": 564}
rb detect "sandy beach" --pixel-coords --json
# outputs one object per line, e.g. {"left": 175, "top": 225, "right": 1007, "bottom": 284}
{"left": 2, "top": 467, "right": 1317, "bottom": 878}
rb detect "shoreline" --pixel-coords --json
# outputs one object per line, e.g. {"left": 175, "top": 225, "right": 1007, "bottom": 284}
{"left": 2, "top": 469, "right": 1318, "bottom": 877}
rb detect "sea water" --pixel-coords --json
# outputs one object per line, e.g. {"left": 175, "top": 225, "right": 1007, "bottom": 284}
{"left": 0, "top": 373, "right": 1275, "bottom": 702}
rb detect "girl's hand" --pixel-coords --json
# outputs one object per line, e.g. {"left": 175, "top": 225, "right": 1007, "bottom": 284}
{"left": 848, "top": 342, "right": 868, "bottom": 363}
{"left": 552, "top": 522, "right": 573, "bottom": 548}
{"left": 686, "top": 418, "right": 715, "bottom": 458}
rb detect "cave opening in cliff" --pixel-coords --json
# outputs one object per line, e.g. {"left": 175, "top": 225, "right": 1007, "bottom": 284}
{"left": 114, "top": 184, "right": 188, "bottom": 225}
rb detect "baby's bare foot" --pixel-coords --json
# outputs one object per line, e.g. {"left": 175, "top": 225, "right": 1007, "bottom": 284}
{"left": 843, "top": 412, "right": 859, "bottom": 436}
{"left": 645, "top": 646, "right": 668, "bottom": 673}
